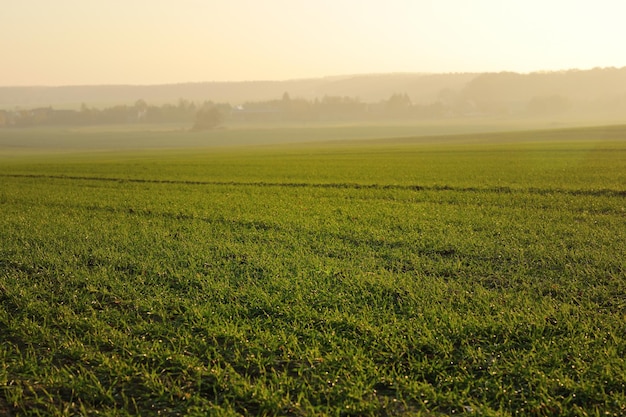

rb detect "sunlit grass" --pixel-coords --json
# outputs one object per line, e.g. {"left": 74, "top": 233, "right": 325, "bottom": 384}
{"left": 1, "top": 124, "right": 625, "bottom": 415}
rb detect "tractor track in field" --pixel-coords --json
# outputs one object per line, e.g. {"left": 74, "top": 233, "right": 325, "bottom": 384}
{"left": 2, "top": 173, "right": 625, "bottom": 198}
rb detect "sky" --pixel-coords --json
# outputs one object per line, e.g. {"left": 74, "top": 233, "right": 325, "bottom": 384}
{"left": 2, "top": 0, "right": 625, "bottom": 86}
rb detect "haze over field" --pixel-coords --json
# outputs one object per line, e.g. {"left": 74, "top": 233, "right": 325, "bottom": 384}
{"left": 2, "top": 0, "right": 626, "bottom": 87}
{"left": 3, "top": 2, "right": 626, "bottom": 415}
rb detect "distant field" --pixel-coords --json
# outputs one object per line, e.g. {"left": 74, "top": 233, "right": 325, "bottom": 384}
{"left": 1, "top": 124, "right": 625, "bottom": 415}
{"left": 1, "top": 118, "right": 622, "bottom": 153}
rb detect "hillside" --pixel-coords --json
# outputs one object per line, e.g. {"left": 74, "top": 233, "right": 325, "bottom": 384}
{"left": 0, "top": 73, "right": 480, "bottom": 108}
{"left": 1, "top": 68, "right": 625, "bottom": 120}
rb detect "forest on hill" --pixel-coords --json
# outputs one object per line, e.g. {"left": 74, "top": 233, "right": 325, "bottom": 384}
{"left": 1, "top": 67, "right": 625, "bottom": 127}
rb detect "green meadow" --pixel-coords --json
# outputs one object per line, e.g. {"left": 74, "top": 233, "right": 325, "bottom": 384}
{"left": 1, "top": 124, "right": 625, "bottom": 416}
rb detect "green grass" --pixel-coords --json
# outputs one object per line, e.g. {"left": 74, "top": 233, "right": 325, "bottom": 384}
{"left": 1, "top": 124, "right": 625, "bottom": 416}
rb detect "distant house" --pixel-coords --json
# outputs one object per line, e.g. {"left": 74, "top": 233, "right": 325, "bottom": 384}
{"left": 230, "top": 105, "right": 283, "bottom": 122}
{"left": 0, "top": 110, "right": 6, "bottom": 127}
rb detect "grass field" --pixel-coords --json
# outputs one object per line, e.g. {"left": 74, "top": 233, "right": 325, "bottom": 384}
{"left": 1, "top": 124, "right": 625, "bottom": 416}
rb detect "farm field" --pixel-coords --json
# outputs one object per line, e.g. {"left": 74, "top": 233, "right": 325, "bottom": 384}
{"left": 1, "top": 124, "right": 625, "bottom": 416}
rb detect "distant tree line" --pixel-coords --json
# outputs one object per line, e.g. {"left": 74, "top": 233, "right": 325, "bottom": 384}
{"left": 2, "top": 82, "right": 625, "bottom": 129}
{"left": 0, "top": 93, "right": 451, "bottom": 128}
{"left": 0, "top": 99, "right": 231, "bottom": 128}
{"left": 229, "top": 92, "right": 452, "bottom": 123}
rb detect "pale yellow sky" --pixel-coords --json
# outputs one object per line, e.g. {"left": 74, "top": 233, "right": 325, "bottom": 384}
{"left": 2, "top": 0, "right": 625, "bottom": 86}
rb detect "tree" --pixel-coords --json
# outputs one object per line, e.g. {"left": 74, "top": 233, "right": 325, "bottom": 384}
{"left": 192, "top": 106, "right": 222, "bottom": 131}
{"left": 386, "top": 93, "right": 412, "bottom": 117}
{"left": 134, "top": 99, "right": 148, "bottom": 122}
